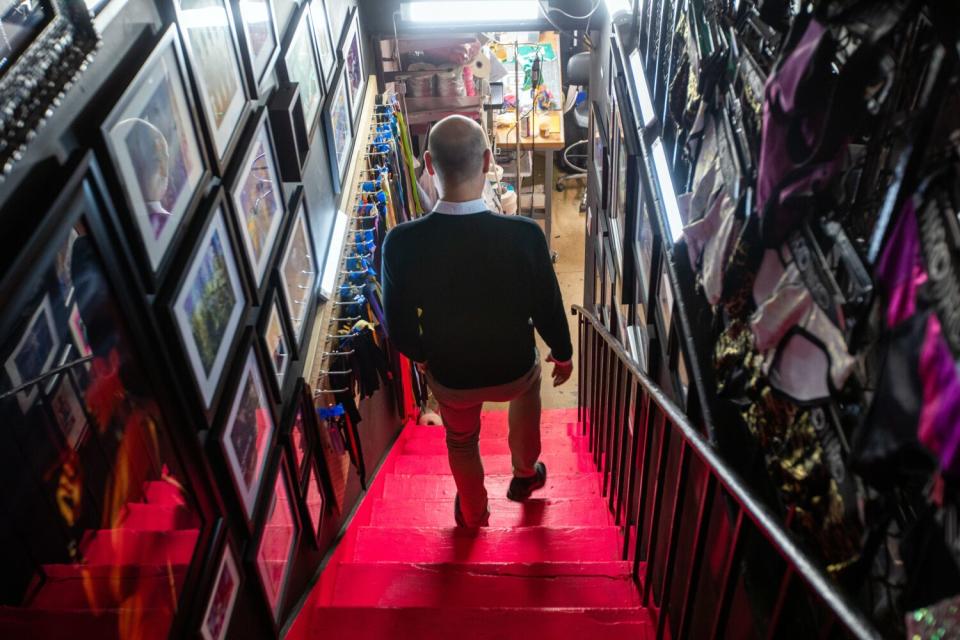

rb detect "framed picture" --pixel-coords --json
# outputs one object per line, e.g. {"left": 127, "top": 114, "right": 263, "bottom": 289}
{"left": 657, "top": 258, "right": 674, "bottom": 339}
{"left": 324, "top": 0, "right": 350, "bottom": 42}
{"left": 310, "top": 0, "right": 336, "bottom": 82}
{"left": 228, "top": 109, "right": 286, "bottom": 297}
{"left": 101, "top": 26, "right": 210, "bottom": 287}
{"left": 4, "top": 295, "right": 60, "bottom": 413}
{"left": 200, "top": 542, "right": 241, "bottom": 640}
{"left": 304, "top": 460, "right": 326, "bottom": 544}
{"left": 219, "top": 342, "right": 276, "bottom": 524}
{"left": 340, "top": 8, "right": 365, "bottom": 122}
{"left": 67, "top": 304, "right": 93, "bottom": 362}
{"left": 277, "top": 191, "right": 319, "bottom": 348}
{"left": 253, "top": 455, "right": 300, "bottom": 622}
{"left": 590, "top": 101, "right": 609, "bottom": 211}
{"left": 634, "top": 181, "right": 658, "bottom": 311}
{"left": 47, "top": 371, "right": 89, "bottom": 450}
{"left": 258, "top": 290, "right": 292, "bottom": 400}
{"left": 279, "top": 3, "right": 325, "bottom": 137}
{"left": 322, "top": 63, "right": 353, "bottom": 193}
{"left": 173, "top": 0, "right": 251, "bottom": 173}
{"left": 285, "top": 380, "right": 315, "bottom": 489}
{"left": 232, "top": 0, "right": 281, "bottom": 98}
{"left": 170, "top": 190, "right": 248, "bottom": 413}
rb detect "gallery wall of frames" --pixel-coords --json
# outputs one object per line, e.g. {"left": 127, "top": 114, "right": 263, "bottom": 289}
{"left": 0, "top": 0, "right": 398, "bottom": 638}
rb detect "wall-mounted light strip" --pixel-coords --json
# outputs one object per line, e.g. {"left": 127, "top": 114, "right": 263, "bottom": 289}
{"left": 320, "top": 211, "right": 349, "bottom": 299}
{"left": 603, "top": 0, "right": 631, "bottom": 17}
{"left": 400, "top": 1, "right": 540, "bottom": 23}
{"left": 651, "top": 138, "right": 684, "bottom": 243}
{"left": 628, "top": 50, "right": 656, "bottom": 129}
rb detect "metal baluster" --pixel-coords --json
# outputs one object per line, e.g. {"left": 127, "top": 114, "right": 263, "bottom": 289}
{"left": 677, "top": 472, "right": 717, "bottom": 640}
{"left": 707, "top": 509, "right": 746, "bottom": 640}
{"left": 619, "top": 379, "right": 642, "bottom": 544}
{"left": 611, "top": 364, "right": 632, "bottom": 517}
{"left": 602, "top": 356, "right": 622, "bottom": 497}
{"left": 765, "top": 567, "right": 796, "bottom": 640}
{"left": 656, "top": 441, "right": 690, "bottom": 640}
{"left": 641, "top": 417, "right": 671, "bottom": 605}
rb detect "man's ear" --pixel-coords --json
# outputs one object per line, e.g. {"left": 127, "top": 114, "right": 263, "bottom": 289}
{"left": 482, "top": 148, "right": 492, "bottom": 174}
{"left": 424, "top": 150, "right": 436, "bottom": 176}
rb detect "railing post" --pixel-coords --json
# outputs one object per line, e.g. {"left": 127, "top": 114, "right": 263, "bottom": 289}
{"left": 677, "top": 472, "right": 717, "bottom": 640}
{"left": 641, "top": 417, "right": 671, "bottom": 605}
{"left": 602, "top": 358, "right": 623, "bottom": 497}
{"left": 656, "top": 441, "right": 690, "bottom": 640}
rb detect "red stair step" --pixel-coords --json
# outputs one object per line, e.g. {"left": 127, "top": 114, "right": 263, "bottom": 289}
{"left": 353, "top": 526, "right": 622, "bottom": 563}
{"left": 382, "top": 473, "right": 601, "bottom": 501}
{"left": 0, "top": 606, "right": 173, "bottom": 640}
{"left": 370, "top": 497, "right": 612, "bottom": 527}
{"left": 79, "top": 529, "right": 199, "bottom": 566}
{"left": 392, "top": 452, "right": 594, "bottom": 475}
{"left": 330, "top": 561, "right": 640, "bottom": 607}
{"left": 27, "top": 565, "right": 187, "bottom": 610}
{"left": 405, "top": 421, "right": 582, "bottom": 440}
{"left": 142, "top": 480, "right": 189, "bottom": 507}
{"left": 303, "top": 606, "right": 654, "bottom": 640}
{"left": 401, "top": 434, "right": 589, "bottom": 455}
{"left": 119, "top": 502, "right": 199, "bottom": 531}
{"left": 478, "top": 409, "right": 581, "bottom": 424}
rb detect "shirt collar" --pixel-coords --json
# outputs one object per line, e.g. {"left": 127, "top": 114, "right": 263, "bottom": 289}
{"left": 432, "top": 198, "right": 488, "bottom": 215}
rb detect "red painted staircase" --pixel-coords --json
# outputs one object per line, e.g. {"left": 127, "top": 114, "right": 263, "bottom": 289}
{"left": 288, "top": 408, "right": 655, "bottom": 639}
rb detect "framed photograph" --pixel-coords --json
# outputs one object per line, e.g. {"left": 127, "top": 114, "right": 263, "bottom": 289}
{"left": 259, "top": 290, "right": 292, "bottom": 400}
{"left": 310, "top": 0, "right": 336, "bottom": 82}
{"left": 322, "top": 63, "right": 353, "bottom": 193}
{"left": 228, "top": 110, "right": 286, "bottom": 297}
{"left": 278, "top": 191, "right": 318, "bottom": 348}
{"left": 279, "top": 3, "right": 325, "bottom": 137}
{"left": 657, "top": 258, "right": 674, "bottom": 339}
{"left": 304, "top": 460, "right": 326, "bottom": 544}
{"left": 324, "top": 0, "right": 349, "bottom": 42}
{"left": 232, "top": 0, "right": 281, "bottom": 98}
{"left": 220, "top": 343, "right": 276, "bottom": 523}
{"left": 340, "top": 9, "right": 365, "bottom": 122}
{"left": 67, "top": 304, "right": 93, "bottom": 361}
{"left": 285, "top": 380, "right": 315, "bottom": 489}
{"left": 171, "top": 191, "right": 248, "bottom": 412}
{"left": 4, "top": 295, "right": 60, "bottom": 413}
{"left": 200, "top": 542, "right": 241, "bottom": 640}
{"left": 101, "top": 26, "right": 210, "bottom": 287}
{"left": 47, "top": 372, "right": 89, "bottom": 450}
{"left": 590, "top": 101, "right": 609, "bottom": 211}
{"left": 174, "top": 0, "right": 251, "bottom": 172}
{"left": 253, "top": 455, "right": 300, "bottom": 622}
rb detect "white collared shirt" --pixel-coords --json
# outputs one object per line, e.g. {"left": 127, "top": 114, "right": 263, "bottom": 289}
{"left": 432, "top": 198, "right": 488, "bottom": 215}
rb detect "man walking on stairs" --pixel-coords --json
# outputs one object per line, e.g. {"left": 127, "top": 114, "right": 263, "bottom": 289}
{"left": 382, "top": 115, "right": 574, "bottom": 529}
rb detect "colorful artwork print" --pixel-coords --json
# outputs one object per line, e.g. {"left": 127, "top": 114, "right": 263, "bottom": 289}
{"left": 290, "top": 407, "right": 306, "bottom": 475}
{"left": 50, "top": 375, "right": 88, "bottom": 449}
{"left": 68, "top": 304, "right": 92, "bottom": 359}
{"left": 256, "top": 470, "right": 297, "bottom": 618}
{"left": 222, "top": 349, "right": 274, "bottom": 519}
{"left": 174, "top": 208, "right": 245, "bottom": 408}
{"left": 310, "top": 0, "right": 335, "bottom": 79}
{"left": 178, "top": 0, "right": 247, "bottom": 159}
{"left": 105, "top": 37, "right": 205, "bottom": 271}
{"left": 326, "top": 70, "right": 352, "bottom": 180}
{"left": 342, "top": 14, "right": 364, "bottom": 117}
{"left": 4, "top": 295, "right": 60, "bottom": 413}
{"left": 231, "top": 121, "right": 283, "bottom": 285}
{"left": 200, "top": 547, "right": 240, "bottom": 640}
{"left": 279, "top": 203, "right": 316, "bottom": 343}
{"left": 265, "top": 301, "right": 288, "bottom": 383}
{"left": 284, "top": 9, "right": 324, "bottom": 131}
{"left": 238, "top": 0, "right": 278, "bottom": 85}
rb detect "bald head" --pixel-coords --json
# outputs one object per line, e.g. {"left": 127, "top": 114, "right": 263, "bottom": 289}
{"left": 426, "top": 115, "right": 489, "bottom": 194}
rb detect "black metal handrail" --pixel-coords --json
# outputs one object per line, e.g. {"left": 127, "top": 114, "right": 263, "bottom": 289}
{"left": 572, "top": 304, "right": 881, "bottom": 640}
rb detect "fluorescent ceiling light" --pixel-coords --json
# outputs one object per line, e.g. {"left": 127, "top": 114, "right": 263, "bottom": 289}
{"left": 401, "top": 1, "right": 540, "bottom": 23}
{"left": 628, "top": 50, "right": 656, "bottom": 128}
{"left": 651, "top": 139, "right": 684, "bottom": 243}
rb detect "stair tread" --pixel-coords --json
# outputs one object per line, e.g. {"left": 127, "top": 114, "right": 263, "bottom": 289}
{"left": 0, "top": 606, "right": 174, "bottom": 640}
{"left": 305, "top": 606, "right": 654, "bottom": 640}
{"left": 79, "top": 528, "right": 199, "bottom": 565}
{"left": 382, "top": 473, "right": 601, "bottom": 500}
{"left": 330, "top": 561, "right": 639, "bottom": 607}
{"left": 401, "top": 434, "right": 588, "bottom": 455}
{"left": 393, "top": 452, "right": 594, "bottom": 475}
{"left": 405, "top": 421, "right": 582, "bottom": 439}
{"left": 354, "top": 526, "right": 622, "bottom": 563}
{"left": 370, "top": 497, "right": 612, "bottom": 527}
{"left": 27, "top": 569, "right": 186, "bottom": 610}
{"left": 118, "top": 502, "right": 200, "bottom": 531}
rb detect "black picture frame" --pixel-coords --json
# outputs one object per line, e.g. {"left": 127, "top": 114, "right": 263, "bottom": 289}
{"left": 278, "top": 1, "right": 326, "bottom": 139}
{"left": 214, "top": 332, "right": 277, "bottom": 530}
{"left": 283, "top": 379, "right": 314, "bottom": 492}
{"left": 225, "top": 108, "right": 288, "bottom": 303}
{"left": 249, "top": 450, "right": 300, "bottom": 626}
{"left": 322, "top": 62, "right": 355, "bottom": 194}
{"left": 257, "top": 286, "right": 295, "bottom": 403}
{"left": 172, "top": 0, "right": 253, "bottom": 175}
{"left": 310, "top": 0, "right": 337, "bottom": 83}
{"left": 197, "top": 522, "right": 242, "bottom": 640}
{"left": 590, "top": 100, "right": 609, "bottom": 212}
{"left": 161, "top": 187, "right": 250, "bottom": 422}
{"left": 268, "top": 83, "right": 311, "bottom": 182}
{"left": 99, "top": 25, "right": 213, "bottom": 292}
{"left": 302, "top": 457, "right": 328, "bottom": 548}
{"left": 276, "top": 188, "right": 319, "bottom": 352}
{"left": 232, "top": 0, "right": 282, "bottom": 99}
{"left": 0, "top": 0, "right": 98, "bottom": 178}
{"left": 339, "top": 8, "right": 365, "bottom": 124}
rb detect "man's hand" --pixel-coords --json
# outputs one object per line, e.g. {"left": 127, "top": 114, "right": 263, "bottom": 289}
{"left": 547, "top": 353, "right": 573, "bottom": 387}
